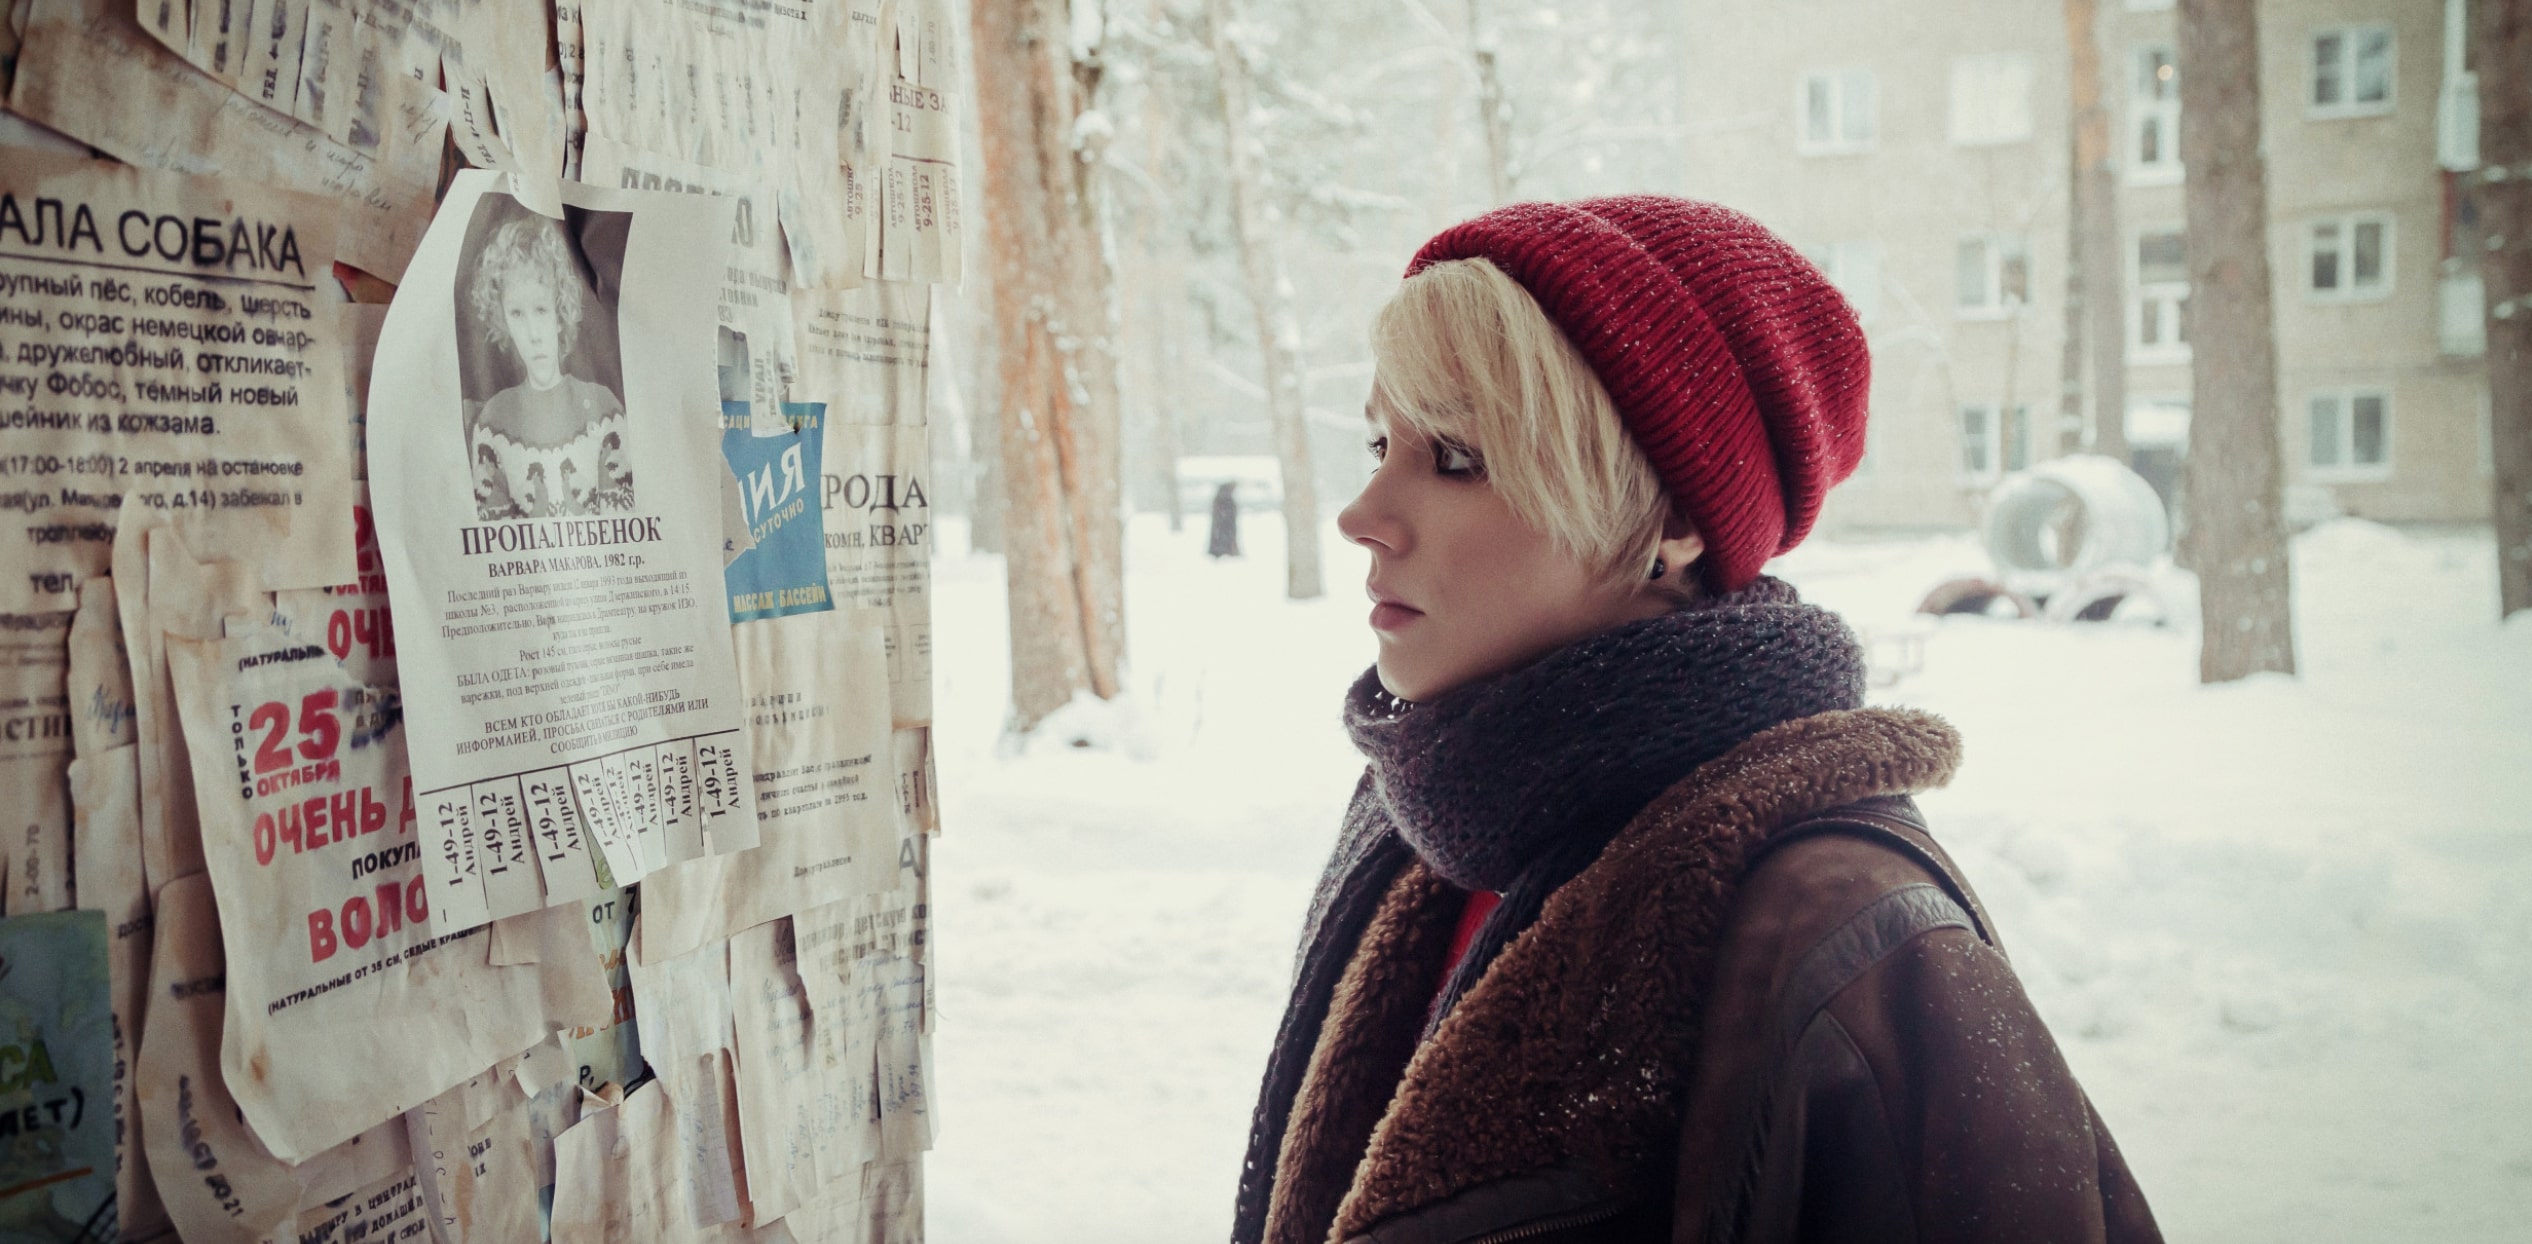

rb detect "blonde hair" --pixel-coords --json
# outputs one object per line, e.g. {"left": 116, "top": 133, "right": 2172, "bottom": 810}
{"left": 1369, "top": 257, "right": 1688, "bottom": 593}
{"left": 469, "top": 217, "right": 584, "bottom": 356}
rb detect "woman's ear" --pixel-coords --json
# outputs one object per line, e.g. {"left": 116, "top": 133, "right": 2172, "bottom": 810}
{"left": 1650, "top": 507, "right": 1705, "bottom": 582}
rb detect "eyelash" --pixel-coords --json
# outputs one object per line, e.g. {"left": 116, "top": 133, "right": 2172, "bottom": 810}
{"left": 1365, "top": 435, "right": 1486, "bottom": 479}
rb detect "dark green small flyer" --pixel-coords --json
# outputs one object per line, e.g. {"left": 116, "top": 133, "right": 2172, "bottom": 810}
{"left": 0, "top": 908, "right": 114, "bottom": 1242}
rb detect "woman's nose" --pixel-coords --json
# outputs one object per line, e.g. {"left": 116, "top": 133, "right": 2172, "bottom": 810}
{"left": 1337, "top": 476, "right": 1403, "bottom": 555}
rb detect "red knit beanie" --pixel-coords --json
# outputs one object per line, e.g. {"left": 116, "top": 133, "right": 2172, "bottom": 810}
{"left": 1406, "top": 196, "right": 1871, "bottom": 592}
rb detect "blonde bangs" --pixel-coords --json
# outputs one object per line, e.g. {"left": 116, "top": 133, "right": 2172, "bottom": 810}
{"left": 1368, "top": 257, "right": 1671, "bottom": 583}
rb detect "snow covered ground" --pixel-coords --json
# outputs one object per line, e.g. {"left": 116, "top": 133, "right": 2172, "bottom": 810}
{"left": 921, "top": 512, "right": 2532, "bottom": 1243}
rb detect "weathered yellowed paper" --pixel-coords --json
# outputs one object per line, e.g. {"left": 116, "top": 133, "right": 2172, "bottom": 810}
{"left": 406, "top": 1063, "right": 541, "bottom": 1244}
{"left": 633, "top": 616, "right": 899, "bottom": 965}
{"left": 134, "top": 872, "right": 302, "bottom": 1242}
{"left": 67, "top": 742, "right": 167, "bottom": 1238}
{"left": 0, "top": 607, "right": 71, "bottom": 913}
{"left": 165, "top": 623, "right": 610, "bottom": 1162}
{"left": 64, "top": 575, "right": 131, "bottom": 759}
{"left": 0, "top": 149, "right": 359, "bottom": 612}
{"left": 13, "top": 0, "right": 443, "bottom": 278}
{"left": 576, "top": 0, "right": 868, "bottom": 290}
{"left": 370, "top": 170, "right": 757, "bottom": 926}
{"left": 550, "top": 1076, "right": 794, "bottom": 1244}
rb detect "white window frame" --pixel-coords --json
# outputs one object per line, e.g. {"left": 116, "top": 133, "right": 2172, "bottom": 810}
{"left": 1955, "top": 233, "right": 2030, "bottom": 320}
{"left": 2305, "top": 387, "right": 2394, "bottom": 480}
{"left": 2125, "top": 395, "right": 2192, "bottom": 451}
{"left": 2310, "top": 24, "right": 2396, "bottom": 119}
{"left": 2129, "top": 45, "right": 2182, "bottom": 184}
{"left": 1957, "top": 403, "right": 2031, "bottom": 482}
{"left": 2305, "top": 212, "right": 2395, "bottom": 302}
{"left": 1959, "top": 404, "right": 2000, "bottom": 482}
{"left": 2441, "top": 269, "right": 2487, "bottom": 356}
{"left": 2130, "top": 226, "right": 2190, "bottom": 363}
{"left": 1797, "top": 68, "right": 1878, "bottom": 156}
{"left": 1949, "top": 53, "right": 2035, "bottom": 147}
{"left": 2123, "top": 0, "right": 2174, "bottom": 10}
{"left": 1806, "top": 239, "right": 1883, "bottom": 326}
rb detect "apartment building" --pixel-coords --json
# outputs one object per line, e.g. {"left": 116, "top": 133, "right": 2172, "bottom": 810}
{"left": 1678, "top": 0, "right": 2492, "bottom": 531}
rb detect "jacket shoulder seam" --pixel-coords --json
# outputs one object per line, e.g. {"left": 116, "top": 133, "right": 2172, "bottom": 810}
{"left": 1778, "top": 882, "right": 1974, "bottom": 1037}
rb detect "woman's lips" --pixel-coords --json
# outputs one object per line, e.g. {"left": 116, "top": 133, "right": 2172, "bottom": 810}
{"left": 1370, "top": 601, "right": 1423, "bottom": 632}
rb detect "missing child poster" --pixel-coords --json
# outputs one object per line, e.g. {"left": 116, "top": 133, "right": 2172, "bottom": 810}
{"left": 370, "top": 171, "right": 754, "bottom": 932}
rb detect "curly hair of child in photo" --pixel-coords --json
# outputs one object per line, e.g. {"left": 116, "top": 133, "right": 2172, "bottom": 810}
{"left": 463, "top": 215, "right": 632, "bottom": 520}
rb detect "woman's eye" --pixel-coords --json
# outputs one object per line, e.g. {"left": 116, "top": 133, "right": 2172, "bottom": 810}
{"left": 1433, "top": 439, "right": 1484, "bottom": 477}
{"left": 1366, "top": 435, "right": 1388, "bottom": 463}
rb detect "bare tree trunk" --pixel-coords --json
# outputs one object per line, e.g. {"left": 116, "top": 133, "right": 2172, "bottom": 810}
{"left": 1209, "top": 0, "right": 1324, "bottom": 600}
{"left": 2483, "top": 0, "right": 2532, "bottom": 618}
{"left": 1153, "top": 292, "right": 1187, "bottom": 533}
{"left": 2065, "top": 0, "right": 2130, "bottom": 461}
{"left": 972, "top": 0, "right": 1127, "bottom": 729}
{"left": 2177, "top": 0, "right": 2295, "bottom": 681}
{"left": 952, "top": 0, "right": 1006, "bottom": 555}
{"left": 1465, "top": 0, "right": 1514, "bottom": 204}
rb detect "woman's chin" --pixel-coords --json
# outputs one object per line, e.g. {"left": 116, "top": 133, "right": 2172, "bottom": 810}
{"left": 1372, "top": 659, "right": 1425, "bottom": 704}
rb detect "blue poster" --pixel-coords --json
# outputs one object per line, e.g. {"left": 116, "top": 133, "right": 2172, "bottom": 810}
{"left": 721, "top": 401, "right": 836, "bottom": 623}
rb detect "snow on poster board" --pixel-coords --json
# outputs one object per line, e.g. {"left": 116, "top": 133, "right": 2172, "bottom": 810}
{"left": 370, "top": 170, "right": 756, "bottom": 932}
{"left": 0, "top": 150, "right": 358, "bottom": 614}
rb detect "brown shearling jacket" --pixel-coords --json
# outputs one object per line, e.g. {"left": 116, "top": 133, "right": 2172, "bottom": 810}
{"left": 1266, "top": 709, "right": 2163, "bottom": 1244}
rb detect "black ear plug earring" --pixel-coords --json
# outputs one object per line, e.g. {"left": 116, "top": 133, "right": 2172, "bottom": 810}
{"left": 1649, "top": 557, "right": 1666, "bottom": 581}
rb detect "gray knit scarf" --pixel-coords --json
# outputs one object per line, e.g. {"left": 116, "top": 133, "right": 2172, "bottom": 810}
{"left": 1231, "top": 576, "right": 1866, "bottom": 1243}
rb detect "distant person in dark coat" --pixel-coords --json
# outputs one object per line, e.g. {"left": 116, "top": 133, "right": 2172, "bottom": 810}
{"left": 1208, "top": 482, "right": 1242, "bottom": 558}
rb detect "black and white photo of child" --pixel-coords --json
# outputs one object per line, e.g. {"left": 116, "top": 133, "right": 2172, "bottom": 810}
{"left": 453, "top": 194, "right": 635, "bottom": 520}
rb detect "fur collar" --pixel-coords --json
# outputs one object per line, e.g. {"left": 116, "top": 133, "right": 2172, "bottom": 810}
{"left": 1265, "top": 707, "right": 1963, "bottom": 1242}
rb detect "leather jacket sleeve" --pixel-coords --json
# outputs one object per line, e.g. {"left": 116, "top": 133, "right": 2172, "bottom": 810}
{"left": 1739, "top": 925, "right": 2161, "bottom": 1244}
{"left": 1675, "top": 813, "right": 2163, "bottom": 1244}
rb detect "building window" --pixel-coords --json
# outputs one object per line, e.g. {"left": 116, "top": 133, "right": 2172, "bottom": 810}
{"left": 1798, "top": 69, "right": 1878, "bottom": 154}
{"left": 2307, "top": 213, "right": 2394, "bottom": 300}
{"left": 1806, "top": 239, "right": 1882, "bottom": 325}
{"left": 2307, "top": 389, "right": 2391, "bottom": 478}
{"left": 1956, "top": 234, "right": 2030, "bottom": 318}
{"left": 1959, "top": 403, "right": 2031, "bottom": 481}
{"left": 2131, "top": 46, "right": 2181, "bottom": 182}
{"left": 2125, "top": 396, "right": 2192, "bottom": 451}
{"left": 2131, "top": 228, "right": 2190, "bottom": 362}
{"left": 2442, "top": 270, "right": 2487, "bottom": 356}
{"left": 2312, "top": 25, "right": 2395, "bottom": 117}
{"left": 1949, "top": 54, "right": 2034, "bottom": 146}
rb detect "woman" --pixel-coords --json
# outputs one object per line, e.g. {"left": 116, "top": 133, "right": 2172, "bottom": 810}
{"left": 465, "top": 215, "right": 633, "bottom": 520}
{"left": 1233, "top": 198, "right": 2159, "bottom": 1244}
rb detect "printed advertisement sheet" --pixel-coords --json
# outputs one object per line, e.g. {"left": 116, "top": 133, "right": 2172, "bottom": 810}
{"left": 167, "top": 619, "right": 612, "bottom": 1162}
{"left": 0, "top": 150, "right": 358, "bottom": 613}
{"left": 12, "top": 0, "right": 445, "bottom": 280}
